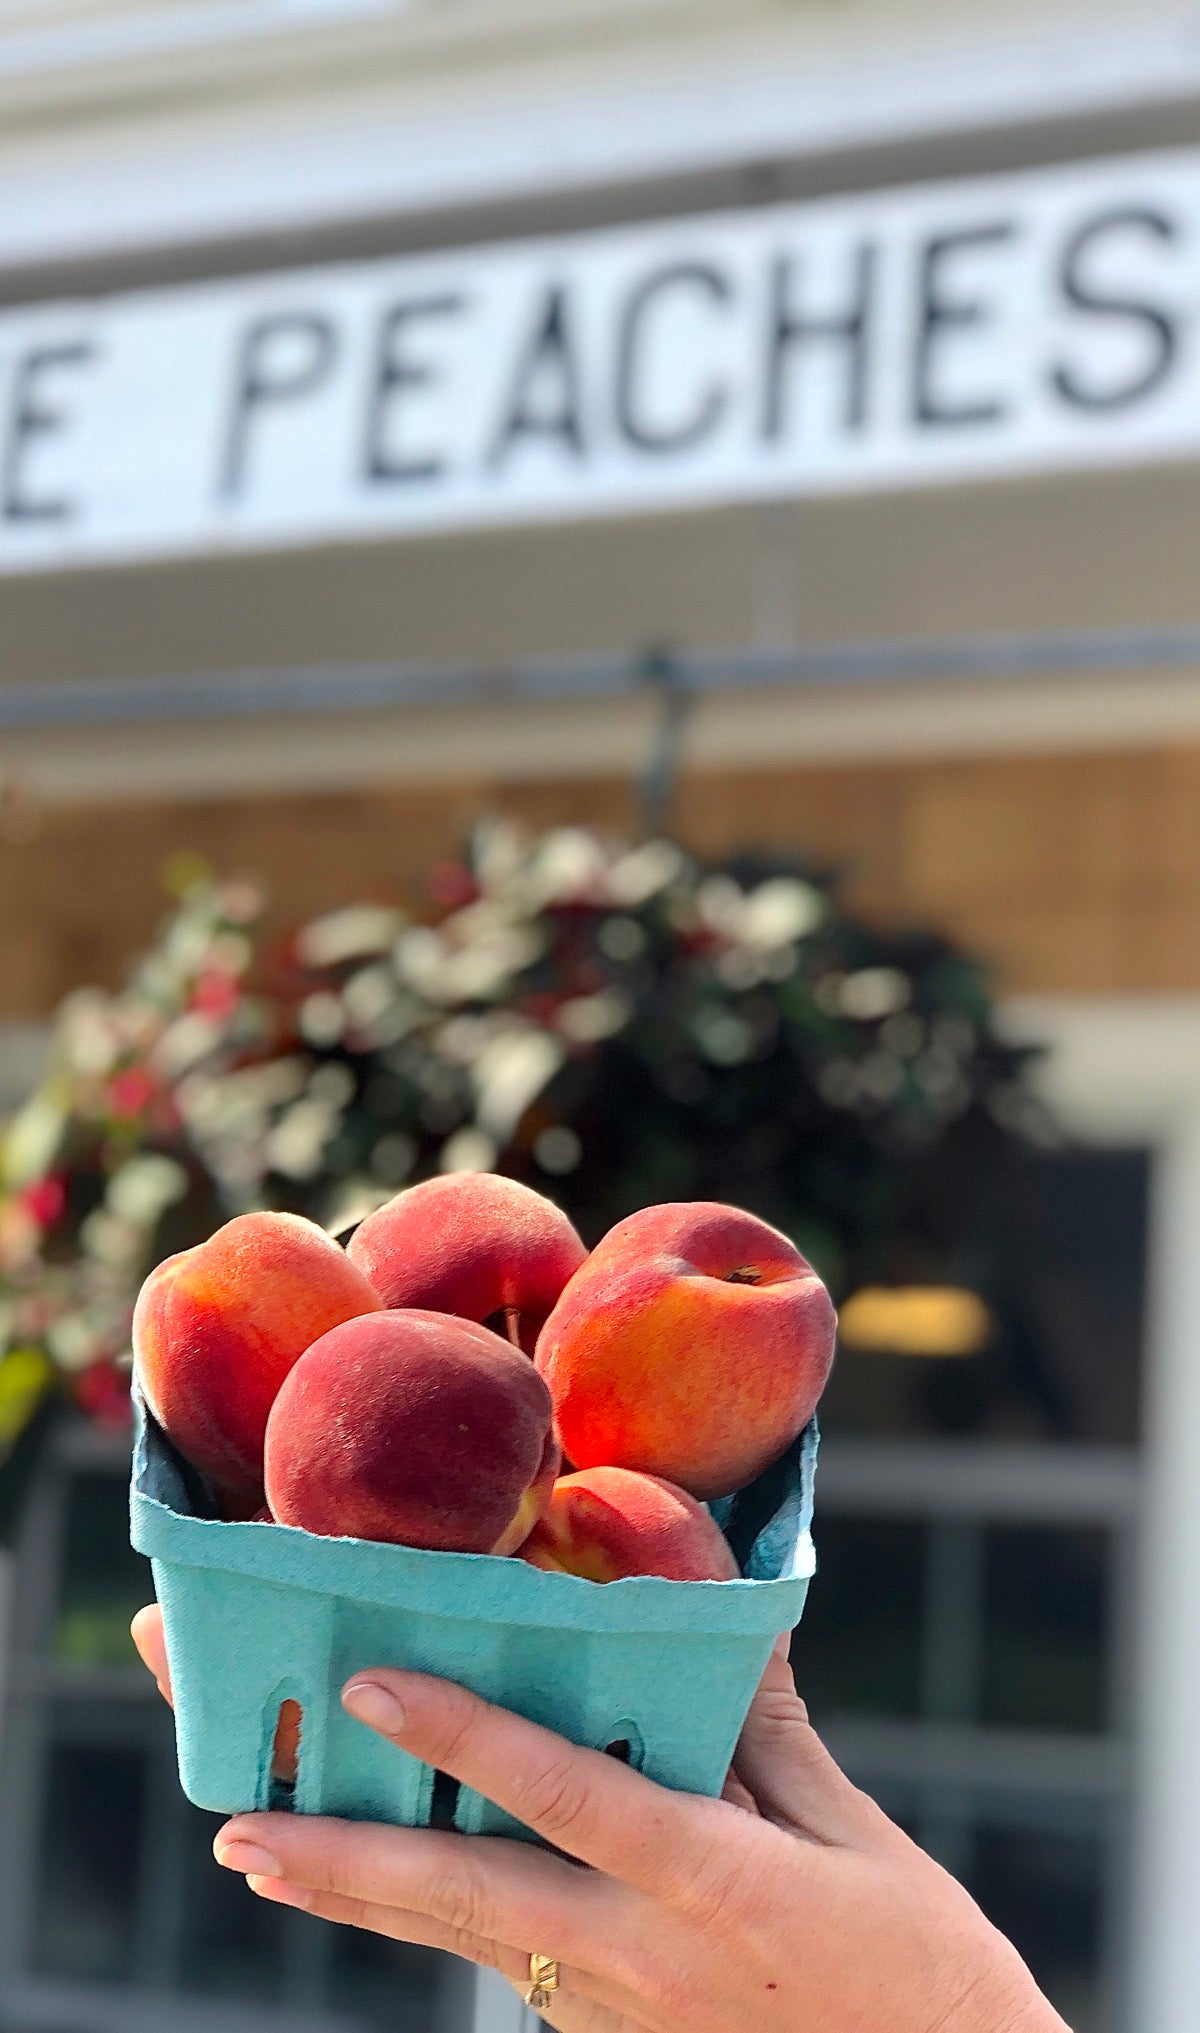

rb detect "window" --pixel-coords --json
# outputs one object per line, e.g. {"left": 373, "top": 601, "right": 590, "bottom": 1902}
{"left": 0, "top": 1147, "right": 1144, "bottom": 2032}
{"left": 793, "top": 1148, "right": 1145, "bottom": 2032}
{"left": 0, "top": 1421, "right": 476, "bottom": 2032}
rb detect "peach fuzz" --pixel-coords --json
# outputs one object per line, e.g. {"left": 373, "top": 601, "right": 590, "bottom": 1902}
{"left": 519, "top": 1467, "right": 740, "bottom": 1583}
{"left": 264, "top": 1309, "right": 560, "bottom": 1555}
{"left": 346, "top": 1173, "right": 585, "bottom": 1354}
{"left": 133, "top": 1212, "right": 383, "bottom": 1507}
{"left": 536, "top": 1201, "right": 836, "bottom": 1500}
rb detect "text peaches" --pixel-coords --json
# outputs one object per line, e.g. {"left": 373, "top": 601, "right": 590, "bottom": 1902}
{"left": 264, "top": 1309, "right": 560, "bottom": 1555}
{"left": 536, "top": 1201, "right": 835, "bottom": 1499}
{"left": 133, "top": 1211, "right": 383, "bottom": 1507}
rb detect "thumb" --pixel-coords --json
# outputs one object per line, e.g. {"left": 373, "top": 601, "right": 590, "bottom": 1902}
{"left": 729, "top": 1639, "right": 868, "bottom": 1843}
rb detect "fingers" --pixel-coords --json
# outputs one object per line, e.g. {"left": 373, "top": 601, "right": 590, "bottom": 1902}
{"left": 730, "top": 1648, "right": 870, "bottom": 1844}
{"left": 337, "top": 1671, "right": 704, "bottom": 1899}
{"left": 246, "top": 1879, "right": 642, "bottom": 2029}
{"left": 130, "top": 1605, "right": 173, "bottom": 1707}
{"left": 213, "top": 1812, "right": 627, "bottom": 1973}
{"left": 720, "top": 1768, "right": 760, "bottom": 1816}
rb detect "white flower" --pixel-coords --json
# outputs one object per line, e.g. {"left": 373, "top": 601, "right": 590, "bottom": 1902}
{"left": 555, "top": 993, "right": 629, "bottom": 1043}
{"left": 106, "top": 1155, "right": 188, "bottom": 1226}
{"left": 2, "top": 1088, "right": 68, "bottom": 1189}
{"left": 153, "top": 1012, "right": 222, "bottom": 1078}
{"left": 608, "top": 841, "right": 685, "bottom": 905}
{"left": 741, "top": 879, "right": 825, "bottom": 951}
{"left": 438, "top": 1127, "right": 498, "bottom": 1175}
{"left": 527, "top": 827, "right": 608, "bottom": 905}
{"left": 298, "top": 906, "right": 405, "bottom": 968}
{"left": 471, "top": 1027, "right": 564, "bottom": 1138}
{"left": 266, "top": 1098, "right": 340, "bottom": 1181}
{"left": 839, "top": 968, "right": 911, "bottom": 1021}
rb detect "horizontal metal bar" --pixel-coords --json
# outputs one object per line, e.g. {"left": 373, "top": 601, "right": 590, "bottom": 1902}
{"left": 0, "top": 1975, "right": 367, "bottom": 2033}
{"left": 814, "top": 1441, "right": 1141, "bottom": 1523}
{"left": 3, "top": 623, "right": 1200, "bottom": 732}
{"left": 9, "top": 1663, "right": 158, "bottom": 1706}
{"left": 822, "top": 1718, "right": 1131, "bottom": 1801}
{"left": 52, "top": 1422, "right": 1143, "bottom": 1518}
{"left": 47, "top": 1417, "right": 133, "bottom": 1473}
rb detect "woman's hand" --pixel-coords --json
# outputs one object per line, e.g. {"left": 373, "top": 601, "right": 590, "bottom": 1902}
{"left": 132, "top": 1606, "right": 1067, "bottom": 2033}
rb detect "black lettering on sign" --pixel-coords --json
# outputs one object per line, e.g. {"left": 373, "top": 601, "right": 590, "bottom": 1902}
{"left": 761, "top": 243, "right": 877, "bottom": 439}
{"left": 615, "top": 262, "right": 732, "bottom": 452}
{"left": 1050, "top": 206, "right": 1179, "bottom": 411}
{"left": 364, "top": 293, "right": 464, "bottom": 483}
{"left": 488, "top": 284, "right": 584, "bottom": 468}
{"left": 219, "top": 311, "right": 338, "bottom": 499}
{"left": 1, "top": 341, "right": 95, "bottom": 523}
{"left": 912, "top": 222, "right": 1014, "bottom": 428}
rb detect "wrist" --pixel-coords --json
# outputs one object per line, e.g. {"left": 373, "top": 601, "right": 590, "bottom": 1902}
{"left": 988, "top": 1974, "right": 1071, "bottom": 2033}
{"left": 931, "top": 1958, "right": 1070, "bottom": 2033}
{"left": 1006, "top": 2004, "right": 1071, "bottom": 2033}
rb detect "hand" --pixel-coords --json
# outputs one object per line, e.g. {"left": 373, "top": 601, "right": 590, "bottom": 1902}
{"left": 132, "top": 1606, "right": 1067, "bottom": 2033}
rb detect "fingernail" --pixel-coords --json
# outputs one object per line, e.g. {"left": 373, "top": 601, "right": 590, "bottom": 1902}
{"left": 249, "top": 1876, "right": 311, "bottom": 1909}
{"left": 343, "top": 1679, "right": 406, "bottom": 1734}
{"left": 216, "top": 1841, "right": 283, "bottom": 1878}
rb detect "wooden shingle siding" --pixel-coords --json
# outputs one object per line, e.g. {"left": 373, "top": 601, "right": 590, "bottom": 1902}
{"left": 2, "top": 742, "right": 1200, "bottom": 1015}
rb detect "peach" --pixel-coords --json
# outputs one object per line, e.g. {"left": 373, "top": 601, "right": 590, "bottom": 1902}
{"left": 346, "top": 1173, "right": 585, "bottom": 1354}
{"left": 535, "top": 1201, "right": 836, "bottom": 1499}
{"left": 271, "top": 1700, "right": 303, "bottom": 1789}
{"left": 263, "top": 1309, "right": 560, "bottom": 1555}
{"left": 133, "top": 1212, "right": 383, "bottom": 1507}
{"left": 519, "top": 1467, "right": 740, "bottom": 1583}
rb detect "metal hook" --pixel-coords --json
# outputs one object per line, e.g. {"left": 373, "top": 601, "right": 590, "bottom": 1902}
{"left": 636, "top": 646, "right": 694, "bottom": 837}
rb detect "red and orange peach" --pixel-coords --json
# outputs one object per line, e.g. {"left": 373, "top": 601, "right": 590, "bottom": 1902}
{"left": 263, "top": 1309, "right": 560, "bottom": 1555}
{"left": 346, "top": 1173, "right": 585, "bottom": 1354}
{"left": 133, "top": 1211, "right": 383, "bottom": 1507}
{"left": 535, "top": 1201, "right": 835, "bottom": 1499}
{"left": 519, "top": 1467, "right": 740, "bottom": 1583}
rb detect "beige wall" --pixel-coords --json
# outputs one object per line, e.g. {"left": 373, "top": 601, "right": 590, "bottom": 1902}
{"left": 7, "top": 467, "right": 1200, "bottom": 687}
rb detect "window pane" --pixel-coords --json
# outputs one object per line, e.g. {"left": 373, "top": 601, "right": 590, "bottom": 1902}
{"left": 326, "top": 1924, "right": 451, "bottom": 2028}
{"left": 32, "top": 1742, "right": 146, "bottom": 1981}
{"left": 966, "top": 1826, "right": 1105, "bottom": 2033}
{"left": 55, "top": 1466, "right": 151, "bottom": 1668}
{"left": 791, "top": 1517, "right": 925, "bottom": 1719}
{"left": 176, "top": 1803, "right": 289, "bottom": 2001}
{"left": 820, "top": 1148, "right": 1147, "bottom": 1445}
{"left": 981, "top": 1525, "right": 1109, "bottom": 1732}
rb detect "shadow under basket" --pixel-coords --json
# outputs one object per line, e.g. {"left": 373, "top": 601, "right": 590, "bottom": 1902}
{"left": 130, "top": 1390, "right": 817, "bottom": 1841}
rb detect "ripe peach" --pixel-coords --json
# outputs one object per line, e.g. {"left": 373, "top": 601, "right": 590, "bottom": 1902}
{"left": 346, "top": 1173, "right": 585, "bottom": 1354}
{"left": 519, "top": 1467, "right": 740, "bottom": 1583}
{"left": 263, "top": 1309, "right": 560, "bottom": 1555}
{"left": 271, "top": 1700, "right": 303, "bottom": 1789}
{"left": 133, "top": 1212, "right": 383, "bottom": 1507}
{"left": 535, "top": 1201, "right": 835, "bottom": 1499}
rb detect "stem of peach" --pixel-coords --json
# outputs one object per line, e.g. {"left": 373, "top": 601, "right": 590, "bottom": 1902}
{"left": 504, "top": 1306, "right": 524, "bottom": 1348}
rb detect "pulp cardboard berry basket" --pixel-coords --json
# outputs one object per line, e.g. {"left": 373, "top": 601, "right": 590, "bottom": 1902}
{"left": 130, "top": 1387, "right": 817, "bottom": 1842}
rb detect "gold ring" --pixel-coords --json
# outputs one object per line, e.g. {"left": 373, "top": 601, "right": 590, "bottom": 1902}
{"left": 524, "top": 1954, "right": 561, "bottom": 2011}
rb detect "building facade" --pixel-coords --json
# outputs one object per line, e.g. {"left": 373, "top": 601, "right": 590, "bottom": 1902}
{"left": 2, "top": 5, "right": 1200, "bottom": 2031}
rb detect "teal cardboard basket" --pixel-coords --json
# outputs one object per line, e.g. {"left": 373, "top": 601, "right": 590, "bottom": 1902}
{"left": 130, "top": 1387, "right": 817, "bottom": 1841}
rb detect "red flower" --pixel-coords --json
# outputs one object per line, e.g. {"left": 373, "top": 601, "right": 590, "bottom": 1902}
{"left": 191, "top": 969, "right": 241, "bottom": 1020}
{"left": 427, "top": 860, "right": 478, "bottom": 910}
{"left": 107, "top": 1067, "right": 157, "bottom": 1119}
{"left": 74, "top": 1359, "right": 133, "bottom": 1428}
{"left": 20, "top": 1175, "right": 67, "bottom": 1229}
{"left": 520, "top": 991, "right": 567, "bottom": 1024}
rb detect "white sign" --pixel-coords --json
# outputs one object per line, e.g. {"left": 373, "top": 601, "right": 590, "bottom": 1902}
{"left": 1, "top": 147, "right": 1197, "bottom": 572}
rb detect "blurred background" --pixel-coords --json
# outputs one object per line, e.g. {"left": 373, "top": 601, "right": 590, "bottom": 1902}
{"left": 2, "top": 4, "right": 1200, "bottom": 2032}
